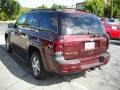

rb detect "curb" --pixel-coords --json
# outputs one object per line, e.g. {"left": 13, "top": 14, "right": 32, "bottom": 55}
{"left": 0, "top": 21, "right": 16, "bottom": 23}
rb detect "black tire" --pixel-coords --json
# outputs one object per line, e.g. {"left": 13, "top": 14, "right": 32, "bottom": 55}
{"left": 30, "top": 51, "right": 48, "bottom": 80}
{"left": 6, "top": 38, "right": 11, "bottom": 53}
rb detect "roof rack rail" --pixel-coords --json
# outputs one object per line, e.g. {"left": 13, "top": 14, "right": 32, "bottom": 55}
{"left": 63, "top": 8, "right": 76, "bottom": 11}
{"left": 31, "top": 8, "right": 57, "bottom": 11}
{"left": 64, "top": 8, "right": 76, "bottom": 9}
{"left": 30, "top": 8, "right": 88, "bottom": 13}
{"left": 31, "top": 8, "right": 78, "bottom": 12}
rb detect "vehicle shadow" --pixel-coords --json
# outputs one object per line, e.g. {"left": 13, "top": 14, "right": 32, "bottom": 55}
{"left": 0, "top": 44, "right": 86, "bottom": 86}
{"left": 110, "top": 40, "right": 120, "bottom": 46}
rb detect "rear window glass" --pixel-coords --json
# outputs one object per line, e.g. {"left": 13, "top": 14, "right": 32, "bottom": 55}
{"left": 61, "top": 13, "right": 106, "bottom": 35}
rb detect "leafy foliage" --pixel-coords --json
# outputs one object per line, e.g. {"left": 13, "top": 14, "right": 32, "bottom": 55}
{"left": 84, "top": 0, "right": 105, "bottom": 17}
{"left": 38, "top": 4, "right": 48, "bottom": 9}
{"left": 19, "top": 7, "right": 32, "bottom": 15}
{"left": 112, "top": 0, "right": 120, "bottom": 18}
{"left": 51, "top": 3, "right": 65, "bottom": 10}
{"left": 85, "top": 0, "right": 120, "bottom": 18}
{"left": 32, "top": 4, "right": 65, "bottom": 11}
{"left": 0, "top": 0, "right": 20, "bottom": 19}
{"left": 0, "top": 0, "right": 120, "bottom": 20}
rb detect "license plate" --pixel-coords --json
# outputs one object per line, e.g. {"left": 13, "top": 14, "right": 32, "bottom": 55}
{"left": 112, "top": 26, "right": 117, "bottom": 30}
{"left": 85, "top": 42, "right": 95, "bottom": 50}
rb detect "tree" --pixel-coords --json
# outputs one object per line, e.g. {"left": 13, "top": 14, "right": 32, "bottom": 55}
{"left": 51, "top": 3, "right": 65, "bottom": 10}
{"left": 0, "top": 12, "right": 8, "bottom": 20}
{"left": 31, "top": 5, "right": 47, "bottom": 11}
{"left": 38, "top": 4, "right": 47, "bottom": 9}
{"left": 112, "top": 0, "right": 120, "bottom": 18}
{"left": 1, "top": 0, "right": 21, "bottom": 18}
{"left": 19, "top": 7, "right": 31, "bottom": 15}
{"left": 84, "top": 0, "right": 105, "bottom": 17}
{"left": 105, "top": 0, "right": 120, "bottom": 18}
{"left": 104, "top": 4, "right": 111, "bottom": 18}
{"left": 0, "top": 0, "right": 1, "bottom": 12}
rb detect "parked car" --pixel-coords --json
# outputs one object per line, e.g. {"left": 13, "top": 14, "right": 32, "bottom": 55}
{"left": 107, "top": 19, "right": 120, "bottom": 25}
{"left": 105, "top": 24, "right": 120, "bottom": 39}
{"left": 100, "top": 17, "right": 109, "bottom": 25}
{"left": 5, "top": 9, "right": 110, "bottom": 79}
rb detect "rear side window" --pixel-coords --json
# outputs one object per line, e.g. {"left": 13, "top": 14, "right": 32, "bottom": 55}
{"left": 31, "top": 13, "right": 40, "bottom": 29}
{"left": 39, "top": 12, "right": 57, "bottom": 32}
{"left": 16, "top": 14, "right": 27, "bottom": 26}
{"left": 26, "top": 13, "right": 35, "bottom": 28}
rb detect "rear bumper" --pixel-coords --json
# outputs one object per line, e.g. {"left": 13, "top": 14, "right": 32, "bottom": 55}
{"left": 53, "top": 52, "right": 110, "bottom": 74}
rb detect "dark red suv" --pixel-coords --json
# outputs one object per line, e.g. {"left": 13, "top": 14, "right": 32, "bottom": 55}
{"left": 5, "top": 9, "right": 110, "bottom": 79}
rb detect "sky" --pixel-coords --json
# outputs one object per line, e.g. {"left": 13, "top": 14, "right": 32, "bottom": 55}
{"left": 17, "top": 0, "right": 84, "bottom": 8}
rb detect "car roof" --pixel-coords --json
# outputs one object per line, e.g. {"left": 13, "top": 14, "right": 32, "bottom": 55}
{"left": 28, "top": 9, "right": 94, "bottom": 16}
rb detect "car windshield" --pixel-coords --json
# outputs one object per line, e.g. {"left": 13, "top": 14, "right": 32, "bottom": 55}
{"left": 109, "top": 19, "right": 115, "bottom": 22}
{"left": 61, "top": 13, "right": 106, "bottom": 35}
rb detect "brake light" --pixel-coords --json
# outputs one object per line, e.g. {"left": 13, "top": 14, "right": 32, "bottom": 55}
{"left": 54, "top": 36, "right": 63, "bottom": 52}
{"left": 106, "top": 36, "right": 109, "bottom": 50}
{"left": 103, "top": 34, "right": 109, "bottom": 50}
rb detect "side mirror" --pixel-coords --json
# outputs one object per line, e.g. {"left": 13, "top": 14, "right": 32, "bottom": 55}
{"left": 8, "top": 23, "right": 15, "bottom": 28}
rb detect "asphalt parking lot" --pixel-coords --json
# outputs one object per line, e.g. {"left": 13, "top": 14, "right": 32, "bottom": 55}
{"left": 0, "top": 23, "right": 120, "bottom": 90}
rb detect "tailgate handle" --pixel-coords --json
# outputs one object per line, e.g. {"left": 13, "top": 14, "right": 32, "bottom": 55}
{"left": 88, "top": 51, "right": 94, "bottom": 55}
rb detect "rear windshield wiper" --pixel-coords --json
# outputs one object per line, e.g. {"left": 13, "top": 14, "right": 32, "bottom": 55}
{"left": 87, "top": 32, "right": 99, "bottom": 37}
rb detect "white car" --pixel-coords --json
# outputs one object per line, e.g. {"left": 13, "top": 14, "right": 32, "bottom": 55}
{"left": 108, "top": 19, "right": 120, "bottom": 25}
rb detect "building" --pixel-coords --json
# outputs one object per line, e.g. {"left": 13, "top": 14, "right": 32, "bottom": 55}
{"left": 76, "top": 2, "right": 85, "bottom": 10}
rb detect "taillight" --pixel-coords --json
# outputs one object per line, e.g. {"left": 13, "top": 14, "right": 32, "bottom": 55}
{"left": 103, "top": 34, "right": 109, "bottom": 50}
{"left": 106, "top": 36, "right": 109, "bottom": 50}
{"left": 54, "top": 36, "right": 63, "bottom": 52}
